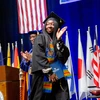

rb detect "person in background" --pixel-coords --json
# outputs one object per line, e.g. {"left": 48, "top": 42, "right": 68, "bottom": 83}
{"left": 20, "top": 30, "right": 40, "bottom": 99}
{"left": 29, "top": 12, "right": 70, "bottom": 100}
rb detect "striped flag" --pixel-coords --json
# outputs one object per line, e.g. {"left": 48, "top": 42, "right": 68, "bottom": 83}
{"left": 11, "top": 43, "right": 14, "bottom": 67}
{"left": 78, "top": 29, "right": 87, "bottom": 100}
{"left": 65, "top": 31, "right": 78, "bottom": 99}
{"left": 7, "top": 43, "right": 11, "bottom": 66}
{"left": 92, "top": 25, "right": 100, "bottom": 87}
{"left": 14, "top": 41, "right": 20, "bottom": 68}
{"left": 0, "top": 43, "right": 4, "bottom": 66}
{"left": 17, "top": 0, "right": 47, "bottom": 34}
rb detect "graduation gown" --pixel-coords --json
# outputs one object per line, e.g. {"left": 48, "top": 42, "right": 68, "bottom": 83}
{"left": 20, "top": 49, "right": 32, "bottom": 97}
{"left": 31, "top": 34, "right": 69, "bottom": 73}
{"left": 30, "top": 34, "right": 70, "bottom": 100}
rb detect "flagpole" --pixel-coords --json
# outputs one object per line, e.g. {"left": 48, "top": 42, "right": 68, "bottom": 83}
{"left": 78, "top": 29, "right": 87, "bottom": 100}
{"left": 65, "top": 31, "right": 78, "bottom": 100}
{"left": 95, "top": 25, "right": 98, "bottom": 40}
{"left": 21, "top": 38, "right": 24, "bottom": 52}
{"left": 20, "top": 38, "right": 24, "bottom": 100}
{"left": 20, "top": 38, "right": 27, "bottom": 100}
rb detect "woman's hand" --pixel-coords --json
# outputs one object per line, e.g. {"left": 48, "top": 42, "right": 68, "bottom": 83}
{"left": 49, "top": 73, "right": 58, "bottom": 82}
{"left": 56, "top": 26, "right": 67, "bottom": 40}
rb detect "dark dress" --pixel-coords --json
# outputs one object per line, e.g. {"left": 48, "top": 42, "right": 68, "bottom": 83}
{"left": 29, "top": 34, "right": 70, "bottom": 100}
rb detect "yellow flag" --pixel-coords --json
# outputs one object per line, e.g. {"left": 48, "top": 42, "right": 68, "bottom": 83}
{"left": 7, "top": 43, "right": 11, "bottom": 66}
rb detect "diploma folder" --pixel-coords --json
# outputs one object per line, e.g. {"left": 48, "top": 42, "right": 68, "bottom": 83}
{"left": 50, "top": 60, "right": 64, "bottom": 79}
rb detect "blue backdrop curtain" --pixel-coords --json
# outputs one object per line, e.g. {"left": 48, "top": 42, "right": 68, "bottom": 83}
{"left": 0, "top": 0, "right": 100, "bottom": 99}
{"left": 46, "top": 1, "right": 100, "bottom": 99}
{"left": 46, "top": 0, "right": 100, "bottom": 73}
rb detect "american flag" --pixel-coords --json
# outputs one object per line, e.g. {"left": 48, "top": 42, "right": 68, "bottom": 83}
{"left": 92, "top": 48, "right": 100, "bottom": 87}
{"left": 92, "top": 25, "right": 100, "bottom": 87}
{"left": 17, "top": 0, "right": 47, "bottom": 34}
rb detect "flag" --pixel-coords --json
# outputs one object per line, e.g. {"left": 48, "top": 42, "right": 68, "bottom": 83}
{"left": 92, "top": 25, "right": 100, "bottom": 87}
{"left": 11, "top": 43, "right": 14, "bottom": 67}
{"left": 7, "top": 43, "right": 11, "bottom": 66}
{"left": 60, "top": 0, "right": 81, "bottom": 4}
{"left": 17, "top": 0, "right": 47, "bottom": 33}
{"left": 78, "top": 29, "right": 87, "bottom": 100}
{"left": 65, "top": 31, "right": 78, "bottom": 99}
{"left": 0, "top": 43, "right": 4, "bottom": 65}
{"left": 86, "top": 29, "right": 94, "bottom": 88}
{"left": 14, "top": 41, "right": 20, "bottom": 68}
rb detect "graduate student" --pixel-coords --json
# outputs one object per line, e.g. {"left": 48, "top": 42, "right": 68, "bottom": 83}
{"left": 30, "top": 12, "right": 70, "bottom": 100}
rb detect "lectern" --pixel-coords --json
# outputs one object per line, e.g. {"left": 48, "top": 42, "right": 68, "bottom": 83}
{"left": 0, "top": 66, "right": 19, "bottom": 100}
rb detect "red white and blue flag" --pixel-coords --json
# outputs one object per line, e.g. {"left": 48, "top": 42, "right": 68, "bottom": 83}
{"left": 92, "top": 25, "right": 100, "bottom": 87}
{"left": 17, "top": 0, "right": 47, "bottom": 34}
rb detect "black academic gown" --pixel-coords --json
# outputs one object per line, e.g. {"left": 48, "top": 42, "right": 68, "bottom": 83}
{"left": 29, "top": 34, "right": 49, "bottom": 100}
{"left": 29, "top": 34, "right": 70, "bottom": 100}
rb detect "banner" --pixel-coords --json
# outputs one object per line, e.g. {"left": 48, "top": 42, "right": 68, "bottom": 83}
{"left": 17, "top": 0, "right": 47, "bottom": 33}
{"left": 60, "top": 0, "right": 81, "bottom": 4}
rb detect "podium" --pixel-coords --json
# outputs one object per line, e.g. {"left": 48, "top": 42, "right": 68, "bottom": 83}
{"left": 0, "top": 66, "right": 20, "bottom": 100}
